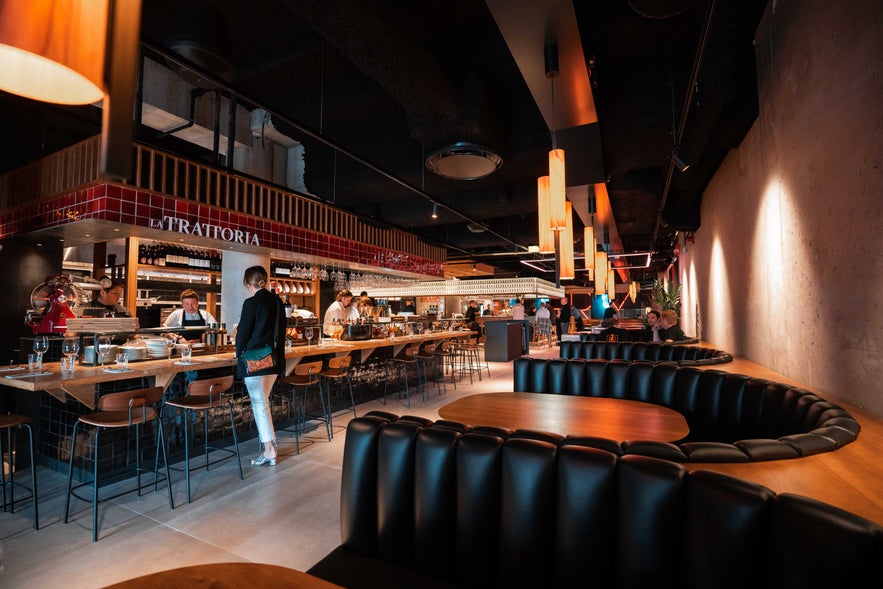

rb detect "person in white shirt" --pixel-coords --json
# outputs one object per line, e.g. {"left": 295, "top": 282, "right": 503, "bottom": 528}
{"left": 164, "top": 289, "right": 218, "bottom": 342}
{"left": 323, "top": 289, "right": 360, "bottom": 335}
{"left": 535, "top": 302, "right": 552, "bottom": 342}
{"left": 511, "top": 299, "right": 525, "bottom": 320}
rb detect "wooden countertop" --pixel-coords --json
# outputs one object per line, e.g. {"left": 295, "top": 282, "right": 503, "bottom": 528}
{"left": 1, "top": 330, "right": 474, "bottom": 409}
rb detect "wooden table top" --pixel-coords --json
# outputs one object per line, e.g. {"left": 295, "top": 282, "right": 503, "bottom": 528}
{"left": 101, "top": 562, "right": 342, "bottom": 589}
{"left": 0, "top": 330, "right": 475, "bottom": 409}
{"left": 439, "top": 392, "right": 690, "bottom": 442}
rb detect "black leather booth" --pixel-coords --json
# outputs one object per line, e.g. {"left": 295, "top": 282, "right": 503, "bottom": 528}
{"left": 511, "top": 356, "right": 860, "bottom": 462}
{"left": 559, "top": 340, "right": 732, "bottom": 365}
{"left": 308, "top": 416, "right": 883, "bottom": 589}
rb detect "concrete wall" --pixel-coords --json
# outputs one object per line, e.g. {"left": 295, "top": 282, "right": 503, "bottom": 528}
{"left": 679, "top": 0, "right": 883, "bottom": 416}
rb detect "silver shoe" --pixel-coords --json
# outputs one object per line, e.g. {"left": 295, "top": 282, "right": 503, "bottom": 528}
{"left": 251, "top": 454, "right": 276, "bottom": 466}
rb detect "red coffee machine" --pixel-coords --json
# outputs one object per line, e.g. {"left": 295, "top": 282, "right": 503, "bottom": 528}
{"left": 25, "top": 275, "right": 78, "bottom": 334}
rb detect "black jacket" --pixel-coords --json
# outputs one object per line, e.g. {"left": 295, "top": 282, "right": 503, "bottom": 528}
{"left": 235, "top": 288, "right": 286, "bottom": 378}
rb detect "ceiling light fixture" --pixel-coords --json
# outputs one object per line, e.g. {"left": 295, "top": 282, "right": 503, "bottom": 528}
{"left": 425, "top": 142, "right": 502, "bottom": 180}
{"left": 431, "top": 203, "right": 438, "bottom": 219}
{"left": 0, "top": 0, "right": 109, "bottom": 105}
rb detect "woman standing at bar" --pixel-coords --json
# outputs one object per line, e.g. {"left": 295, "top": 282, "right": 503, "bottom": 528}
{"left": 235, "top": 266, "right": 286, "bottom": 466}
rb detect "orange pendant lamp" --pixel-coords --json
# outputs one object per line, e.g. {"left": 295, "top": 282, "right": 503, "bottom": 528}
{"left": 584, "top": 225, "right": 595, "bottom": 270}
{"left": 537, "top": 176, "right": 556, "bottom": 254}
{"left": 594, "top": 251, "right": 607, "bottom": 294}
{"left": 0, "top": 0, "right": 109, "bottom": 105}
{"left": 559, "top": 201, "right": 575, "bottom": 280}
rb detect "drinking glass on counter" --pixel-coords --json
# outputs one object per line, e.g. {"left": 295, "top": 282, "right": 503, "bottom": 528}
{"left": 33, "top": 335, "right": 49, "bottom": 365}
{"left": 62, "top": 336, "right": 80, "bottom": 362}
{"left": 115, "top": 352, "right": 129, "bottom": 371}
{"left": 97, "top": 336, "right": 113, "bottom": 367}
{"left": 28, "top": 353, "right": 42, "bottom": 371}
{"left": 304, "top": 327, "right": 314, "bottom": 345}
{"left": 181, "top": 346, "right": 192, "bottom": 363}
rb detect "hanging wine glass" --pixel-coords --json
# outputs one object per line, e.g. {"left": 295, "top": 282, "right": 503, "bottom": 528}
{"left": 303, "top": 327, "right": 314, "bottom": 344}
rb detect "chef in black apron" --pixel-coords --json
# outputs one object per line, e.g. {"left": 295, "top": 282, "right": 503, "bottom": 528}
{"left": 163, "top": 289, "right": 218, "bottom": 342}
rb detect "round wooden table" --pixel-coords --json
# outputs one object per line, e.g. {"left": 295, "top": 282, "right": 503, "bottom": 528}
{"left": 102, "top": 562, "right": 343, "bottom": 589}
{"left": 439, "top": 392, "right": 689, "bottom": 442}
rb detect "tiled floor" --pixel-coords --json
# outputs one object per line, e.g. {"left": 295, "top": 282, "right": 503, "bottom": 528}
{"left": 0, "top": 349, "right": 539, "bottom": 588}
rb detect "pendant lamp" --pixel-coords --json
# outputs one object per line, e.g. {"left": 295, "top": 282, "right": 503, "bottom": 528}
{"left": 594, "top": 251, "right": 607, "bottom": 295}
{"left": 537, "top": 176, "right": 556, "bottom": 254}
{"left": 584, "top": 225, "right": 595, "bottom": 270}
{"left": 559, "top": 202, "right": 575, "bottom": 280}
{"left": 0, "top": 0, "right": 109, "bottom": 105}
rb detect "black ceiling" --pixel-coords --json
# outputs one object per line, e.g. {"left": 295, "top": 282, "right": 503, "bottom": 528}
{"left": 0, "top": 0, "right": 768, "bottom": 284}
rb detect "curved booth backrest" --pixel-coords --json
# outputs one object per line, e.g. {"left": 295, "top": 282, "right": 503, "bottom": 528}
{"left": 511, "top": 356, "right": 860, "bottom": 462}
{"left": 309, "top": 417, "right": 883, "bottom": 589}
{"left": 559, "top": 341, "right": 733, "bottom": 365}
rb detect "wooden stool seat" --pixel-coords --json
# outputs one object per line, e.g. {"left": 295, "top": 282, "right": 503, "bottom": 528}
{"left": 163, "top": 375, "right": 242, "bottom": 504}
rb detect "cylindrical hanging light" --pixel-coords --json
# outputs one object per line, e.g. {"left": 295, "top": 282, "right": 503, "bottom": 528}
{"left": 607, "top": 266, "right": 616, "bottom": 299}
{"left": 629, "top": 281, "right": 638, "bottom": 303}
{"left": 548, "top": 149, "right": 567, "bottom": 229}
{"left": 537, "top": 176, "right": 556, "bottom": 254}
{"left": 583, "top": 225, "right": 595, "bottom": 270}
{"left": 594, "top": 251, "right": 607, "bottom": 295}
{"left": 559, "top": 201, "right": 575, "bottom": 280}
{"left": 0, "top": 0, "right": 109, "bottom": 105}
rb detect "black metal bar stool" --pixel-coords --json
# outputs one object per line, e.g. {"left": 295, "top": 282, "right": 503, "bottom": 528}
{"left": 162, "top": 375, "right": 242, "bottom": 504}
{"left": 319, "top": 355, "right": 356, "bottom": 420}
{"left": 0, "top": 414, "right": 39, "bottom": 530}
{"left": 432, "top": 340, "right": 458, "bottom": 390}
{"left": 280, "top": 361, "right": 327, "bottom": 452}
{"left": 64, "top": 386, "right": 174, "bottom": 542}
{"left": 383, "top": 343, "right": 424, "bottom": 408}
{"left": 416, "top": 342, "right": 446, "bottom": 397}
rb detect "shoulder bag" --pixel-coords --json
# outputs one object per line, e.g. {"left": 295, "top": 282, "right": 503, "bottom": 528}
{"left": 244, "top": 297, "right": 280, "bottom": 374}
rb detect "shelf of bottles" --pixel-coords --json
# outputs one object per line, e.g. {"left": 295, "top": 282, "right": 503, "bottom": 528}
{"left": 137, "top": 240, "right": 222, "bottom": 274}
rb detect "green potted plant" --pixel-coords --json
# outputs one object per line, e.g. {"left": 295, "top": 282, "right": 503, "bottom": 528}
{"left": 653, "top": 279, "right": 681, "bottom": 312}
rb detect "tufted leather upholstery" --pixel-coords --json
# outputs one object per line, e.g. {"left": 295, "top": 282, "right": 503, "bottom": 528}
{"left": 308, "top": 416, "right": 883, "bottom": 589}
{"left": 511, "top": 357, "right": 860, "bottom": 462}
{"left": 559, "top": 341, "right": 733, "bottom": 365}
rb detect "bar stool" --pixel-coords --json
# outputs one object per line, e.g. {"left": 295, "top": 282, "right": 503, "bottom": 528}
{"left": 416, "top": 342, "right": 446, "bottom": 397}
{"left": 280, "top": 361, "right": 328, "bottom": 452}
{"left": 0, "top": 414, "right": 39, "bottom": 530}
{"left": 383, "top": 344, "right": 424, "bottom": 408}
{"left": 318, "top": 355, "right": 356, "bottom": 420}
{"left": 162, "top": 375, "right": 242, "bottom": 504}
{"left": 432, "top": 340, "right": 458, "bottom": 390}
{"left": 454, "top": 338, "right": 483, "bottom": 384}
{"left": 64, "top": 386, "right": 173, "bottom": 542}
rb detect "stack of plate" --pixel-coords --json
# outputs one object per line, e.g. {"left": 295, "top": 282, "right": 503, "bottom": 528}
{"left": 144, "top": 338, "right": 171, "bottom": 359}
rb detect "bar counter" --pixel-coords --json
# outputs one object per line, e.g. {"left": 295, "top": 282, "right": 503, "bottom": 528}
{"left": 2, "top": 330, "right": 476, "bottom": 409}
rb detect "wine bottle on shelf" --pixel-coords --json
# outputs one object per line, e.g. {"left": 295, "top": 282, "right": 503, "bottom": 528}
{"left": 283, "top": 295, "right": 292, "bottom": 319}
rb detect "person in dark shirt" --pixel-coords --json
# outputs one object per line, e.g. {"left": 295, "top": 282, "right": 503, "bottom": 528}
{"left": 657, "top": 309, "right": 688, "bottom": 341}
{"left": 465, "top": 300, "right": 481, "bottom": 334}
{"left": 557, "top": 297, "right": 571, "bottom": 340}
{"left": 80, "top": 278, "right": 131, "bottom": 317}
{"left": 641, "top": 309, "right": 662, "bottom": 342}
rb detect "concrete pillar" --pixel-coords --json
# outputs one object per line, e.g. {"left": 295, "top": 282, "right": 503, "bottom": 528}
{"left": 220, "top": 251, "right": 271, "bottom": 333}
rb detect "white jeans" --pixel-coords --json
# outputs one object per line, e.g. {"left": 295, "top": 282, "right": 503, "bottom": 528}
{"left": 244, "top": 374, "right": 278, "bottom": 444}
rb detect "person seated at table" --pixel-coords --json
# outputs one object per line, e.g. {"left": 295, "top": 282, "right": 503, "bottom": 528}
{"left": 599, "top": 317, "right": 632, "bottom": 342}
{"left": 80, "top": 278, "right": 132, "bottom": 317}
{"left": 658, "top": 309, "right": 688, "bottom": 341}
{"left": 323, "top": 289, "right": 360, "bottom": 335}
{"left": 641, "top": 309, "right": 662, "bottom": 342}
{"left": 164, "top": 289, "right": 218, "bottom": 342}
